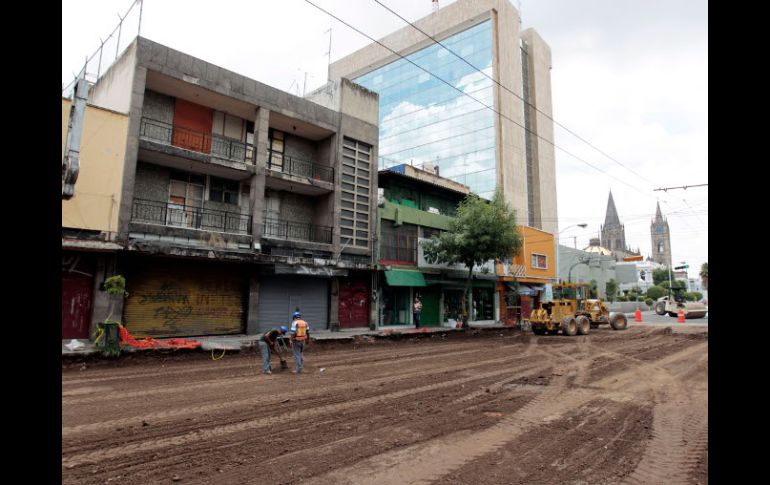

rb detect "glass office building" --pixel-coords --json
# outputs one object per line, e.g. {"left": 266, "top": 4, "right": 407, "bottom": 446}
{"left": 354, "top": 20, "right": 496, "bottom": 199}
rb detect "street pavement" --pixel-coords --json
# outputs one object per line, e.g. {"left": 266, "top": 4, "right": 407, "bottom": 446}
{"left": 625, "top": 309, "right": 708, "bottom": 326}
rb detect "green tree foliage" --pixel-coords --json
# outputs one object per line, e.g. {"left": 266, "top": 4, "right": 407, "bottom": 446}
{"left": 588, "top": 280, "right": 598, "bottom": 299}
{"left": 653, "top": 267, "right": 670, "bottom": 286}
{"left": 645, "top": 298, "right": 654, "bottom": 307}
{"left": 422, "top": 190, "right": 522, "bottom": 327}
{"left": 700, "top": 262, "right": 708, "bottom": 290}
{"left": 605, "top": 279, "right": 619, "bottom": 302}
{"left": 646, "top": 285, "right": 667, "bottom": 300}
{"left": 685, "top": 292, "right": 704, "bottom": 301}
{"left": 661, "top": 279, "right": 687, "bottom": 290}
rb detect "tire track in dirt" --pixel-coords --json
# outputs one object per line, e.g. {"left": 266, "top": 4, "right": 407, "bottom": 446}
{"left": 62, "top": 351, "right": 551, "bottom": 467}
{"left": 62, "top": 348, "right": 546, "bottom": 439}
{"left": 302, "top": 339, "right": 705, "bottom": 485}
{"left": 62, "top": 341, "right": 499, "bottom": 386}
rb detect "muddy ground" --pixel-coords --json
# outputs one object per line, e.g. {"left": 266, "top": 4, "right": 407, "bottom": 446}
{"left": 62, "top": 325, "right": 707, "bottom": 484}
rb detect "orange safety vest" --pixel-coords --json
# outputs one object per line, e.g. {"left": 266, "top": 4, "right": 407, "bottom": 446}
{"left": 293, "top": 320, "right": 308, "bottom": 341}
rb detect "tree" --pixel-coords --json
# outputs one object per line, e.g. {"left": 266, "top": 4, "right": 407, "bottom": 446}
{"left": 588, "top": 280, "right": 598, "bottom": 299}
{"left": 422, "top": 190, "right": 522, "bottom": 328}
{"left": 661, "top": 279, "right": 687, "bottom": 290}
{"left": 700, "top": 262, "right": 708, "bottom": 290}
{"left": 653, "top": 267, "right": 670, "bottom": 286}
{"left": 646, "top": 285, "right": 666, "bottom": 300}
{"left": 605, "top": 279, "right": 619, "bottom": 302}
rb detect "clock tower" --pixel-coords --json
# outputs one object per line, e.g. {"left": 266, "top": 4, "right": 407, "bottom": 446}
{"left": 650, "top": 202, "right": 671, "bottom": 266}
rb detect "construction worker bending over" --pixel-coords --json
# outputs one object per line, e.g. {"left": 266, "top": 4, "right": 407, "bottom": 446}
{"left": 258, "top": 325, "right": 288, "bottom": 375}
{"left": 290, "top": 311, "right": 310, "bottom": 374}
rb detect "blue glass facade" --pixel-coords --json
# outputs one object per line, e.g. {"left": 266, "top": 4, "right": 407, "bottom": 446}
{"left": 354, "top": 20, "right": 496, "bottom": 199}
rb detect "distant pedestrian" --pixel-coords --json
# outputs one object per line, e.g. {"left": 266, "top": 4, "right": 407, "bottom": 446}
{"left": 413, "top": 297, "right": 423, "bottom": 328}
{"left": 258, "top": 326, "right": 288, "bottom": 375}
{"left": 290, "top": 311, "right": 310, "bottom": 374}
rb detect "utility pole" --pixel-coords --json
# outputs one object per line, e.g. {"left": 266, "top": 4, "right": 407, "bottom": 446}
{"left": 62, "top": 74, "right": 89, "bottom": 199}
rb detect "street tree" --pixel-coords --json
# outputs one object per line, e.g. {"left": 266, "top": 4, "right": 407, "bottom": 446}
{"left": 700, "top": 262, "right": 708, "bottom": 290}
{"left": 422, "top": 190, "right": 522, "bottom": 328}
{"left": 646, "top": 285, "right": 667, "bottom": 300}
{"left": 605, "top": 278, "right": 619, "bottom": 302}
{"left": 653, "top": 267, "right": 670, "bottom": 286}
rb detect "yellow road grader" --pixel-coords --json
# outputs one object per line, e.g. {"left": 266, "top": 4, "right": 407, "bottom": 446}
{"left": 529, "top": 283, "right": 628, "bottom": 336}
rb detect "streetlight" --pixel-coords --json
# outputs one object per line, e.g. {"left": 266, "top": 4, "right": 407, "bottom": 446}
{"left": 556, "top": 223, "right": 587, "bottom": 283}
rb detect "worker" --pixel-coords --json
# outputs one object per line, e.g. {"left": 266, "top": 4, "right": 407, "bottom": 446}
{"left": 258, "top": 325, "right": 288, "bottom": 375}
{"left": 290, "top": 311, "right": 310, "bottom": 374}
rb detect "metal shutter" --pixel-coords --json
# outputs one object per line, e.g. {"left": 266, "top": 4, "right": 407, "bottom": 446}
{"left": 257, "top": 276, "right": 329, "bottom": 332}
{"left": 124, "top": 259, "right": 245, "bottom": 338}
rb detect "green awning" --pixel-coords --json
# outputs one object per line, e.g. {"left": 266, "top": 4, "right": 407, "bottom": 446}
{"left": 384, "top": 270, "right": 427, "bottom": 287}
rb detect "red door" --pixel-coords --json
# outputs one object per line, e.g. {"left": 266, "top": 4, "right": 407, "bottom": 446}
{"left": 173, "top": 99, "right": 213, "bottom": 153}
{"left": 520, "top": 295, "right": 533, "bottom": 320}
{"left": 339, "top": 279, "right": 370, "bottom": 328}
{"left": 62, "top": 272, "right": 93, "bottom": 339}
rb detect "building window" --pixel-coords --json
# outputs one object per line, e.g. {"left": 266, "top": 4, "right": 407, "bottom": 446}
{"left": 268, "top": 129, "right": 285, "bottom": 170}
{"left": 531, "top": 253, "right": 547, "bottom": 269}
{"left": 209, "top": 177, "right": 239, "bottom": 204}
{"left": 342, "top": 137, "right": 372, "bottom": 248}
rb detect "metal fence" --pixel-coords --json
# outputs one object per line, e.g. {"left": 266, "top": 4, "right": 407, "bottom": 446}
{"left": 140, "top": 118, "right": 253, "bottom": 163}
{"left": 263, "top": 217, "right": 332, "bottom": 244}
{"left": 267, "top": 150, "right": 334, "bottom": 182}
{"left": 132, "top": 198, "right": 251, "bottom": 235}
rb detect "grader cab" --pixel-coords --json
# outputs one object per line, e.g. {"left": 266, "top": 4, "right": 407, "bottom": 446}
{"left": 529, "top": 283, "right": 628, "bottom": 336}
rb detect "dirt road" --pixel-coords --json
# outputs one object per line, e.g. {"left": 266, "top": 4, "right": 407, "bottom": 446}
{"left": 62, "top": 325, "right": 707, "bottom": 484}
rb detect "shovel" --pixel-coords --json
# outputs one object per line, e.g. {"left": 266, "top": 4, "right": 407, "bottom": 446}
{"left": 279, "top": 358, "right": 289, "bottom": 370}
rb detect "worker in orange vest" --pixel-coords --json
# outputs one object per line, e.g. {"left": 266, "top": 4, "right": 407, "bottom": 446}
{"left": 290, "top": 311, "right": 311, "bottom": 374}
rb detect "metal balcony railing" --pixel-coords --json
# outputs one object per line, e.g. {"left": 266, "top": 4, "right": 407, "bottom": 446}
{"left": 263, "top": 217, "right": 332, "bottom": 244}
{"left": 132, "top": 198, "right": 251, "bottom": 235}
{"left": 140, "top": 117, "right": 254, "bottom": 164}
{"left": 267, "top": 149, "right": 334, "bottom": 183}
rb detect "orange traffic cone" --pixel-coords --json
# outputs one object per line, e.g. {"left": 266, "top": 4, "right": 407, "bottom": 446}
{"left": 635, "top": 308, "right": 643, "bottom": 322}
{"left": 677, "top": 309, "right": 685, "bottom": 323}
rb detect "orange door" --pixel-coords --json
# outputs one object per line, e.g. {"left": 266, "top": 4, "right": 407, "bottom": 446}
{"left": 172, "top": 99, "right": 213, "bottom": 153}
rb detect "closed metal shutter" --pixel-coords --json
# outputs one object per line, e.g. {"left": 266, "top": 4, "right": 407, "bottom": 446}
{"left": 257, "top": 276, "right": 329, "bottom": 332}
{"left": 124, "top": 259, "right": 245, "bottom": 338}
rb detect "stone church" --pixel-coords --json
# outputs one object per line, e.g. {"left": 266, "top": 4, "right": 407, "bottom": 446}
{"left": 650, "top": 202, "right": 672, "bottom": 266}
{"left": 600, "top": 191, "right": 642, "bottom": 262}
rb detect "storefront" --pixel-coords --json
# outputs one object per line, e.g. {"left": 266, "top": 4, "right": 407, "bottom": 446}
{"left": 338, "top": 274, "right": 371, "bottom": 328}
{"left": 257, "top": 274, "right": 330, "bottom": 332}
{"left": 124, "top": 257, "right": 247, "bottom": 338}
{"left": 62, "top": 253, "right": 96, "bottom": 340}
{"left": 380, "top": 269, "right": 426, "bottom": 326}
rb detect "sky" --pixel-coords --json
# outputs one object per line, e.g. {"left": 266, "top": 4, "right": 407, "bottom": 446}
{"left": 62, "top": 0, "right": 708, "bottom": 280}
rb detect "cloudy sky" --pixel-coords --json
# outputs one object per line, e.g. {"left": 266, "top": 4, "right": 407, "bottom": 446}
{"left": 62, "top": 0, "right": 708, "bottom": 279}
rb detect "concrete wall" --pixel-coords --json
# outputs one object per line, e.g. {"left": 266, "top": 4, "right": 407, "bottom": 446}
{"left": 90, "top": 42, "right": 138, "bottom": 114}
{"left": 141, "top": 90, "right": 175, "bottom": 123}
{"left": 521, "top": 28, "right": 557, "bottom": 235}
{"left": 284, "top": 134, "right": 317, "bottom": 162}
{"left": 305, "top": 78, "right": 379, "bottom": 127}
{"left": 62, "top": 99, "right": 129, "bottom": 233}
{"left": 133, "top": 162, "right": 170, "bottom": 202}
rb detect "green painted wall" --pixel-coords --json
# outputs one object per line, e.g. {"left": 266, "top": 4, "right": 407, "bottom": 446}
{"left": 379, "top": 200, "right": 453, "bottom": 230}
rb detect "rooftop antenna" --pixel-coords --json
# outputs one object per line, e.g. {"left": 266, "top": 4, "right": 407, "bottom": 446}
{"left": 432, "top": 0, "right": 439, "bottom": 13}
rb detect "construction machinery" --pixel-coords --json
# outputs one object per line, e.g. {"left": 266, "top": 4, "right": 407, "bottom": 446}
{"left": 529, "top": 283, "right": 628, "bottom": 336}
{"left": 654, "top": 287, "right": 708, "bottom": 319}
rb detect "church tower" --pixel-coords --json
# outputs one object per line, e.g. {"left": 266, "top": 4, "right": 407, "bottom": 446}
{"left": 650, "top": 202, "right": 672, "bottom": 266}
{"left": 600, "top": 191, "right": 627, "bottom": 261}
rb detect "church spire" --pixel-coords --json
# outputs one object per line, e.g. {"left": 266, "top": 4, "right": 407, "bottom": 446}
{"left": 654, "top": 201, "right": 664, "bottom": 223}
{"left": 604, "top": 191, "right": 621, "bottom": 227}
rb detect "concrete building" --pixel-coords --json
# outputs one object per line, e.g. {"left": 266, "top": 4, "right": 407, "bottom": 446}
{"left": 650, "top": 202, "right": 672, "bottom": 266}
{"left": 327, "top": 0, "right": 558, "bottom": 235}
{"left": 376, "top": 164, "right": 497, "bottom": 328}
{"left": 496, "top": 226, "right": 556, "bottom": 324}
{"left": 62, "top": 37, "right": 380, "bottom": 339}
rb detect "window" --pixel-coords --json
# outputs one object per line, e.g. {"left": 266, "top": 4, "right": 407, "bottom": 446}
{"left": 531, "top": 253, "right": 547, "bottom": 269}
{"left": 268, "top": 129, "right": 285, "bottom": 170}
{"left": 167, "top": 170, "right": 204, "bottom": 228}
{"left": 209, "top": 177, "right": 239, "bottom": 204}
{"left": 342, "top": 137, "right": 373, "bottom": 248}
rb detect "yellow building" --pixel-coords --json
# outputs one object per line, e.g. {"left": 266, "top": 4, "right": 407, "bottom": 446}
{"left": 62, "top": 97, "right": 129, "bottom": 340}
{"left": 62, "top": 97, "right": 129, "bottom": 234}
{"left": 496, "top": 226, "right": 556, "bottom": 325}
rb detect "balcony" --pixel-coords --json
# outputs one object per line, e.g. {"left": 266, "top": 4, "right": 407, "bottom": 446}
{"left": 132, "top": 198, "right": 251, "bottom": 235}
{"left": 267, "top": 149, "right": 334, "bottom": 183}
{"left": 263, "top": 217, "right": 332, "bottom": 244}
{"left": 140, "top": 117, "right": 254, "bottom": 164}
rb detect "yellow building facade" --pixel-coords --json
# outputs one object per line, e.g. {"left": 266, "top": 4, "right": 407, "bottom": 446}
{"left": 496, "top": 226, "right": 556, "bottom": 325}
{"left": 62, "top": 98, "right": 129, "bottom": 234}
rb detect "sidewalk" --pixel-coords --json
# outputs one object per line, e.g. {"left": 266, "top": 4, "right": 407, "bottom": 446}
{"left": 62, "top": 321, "right": 515, "bottom": 357}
